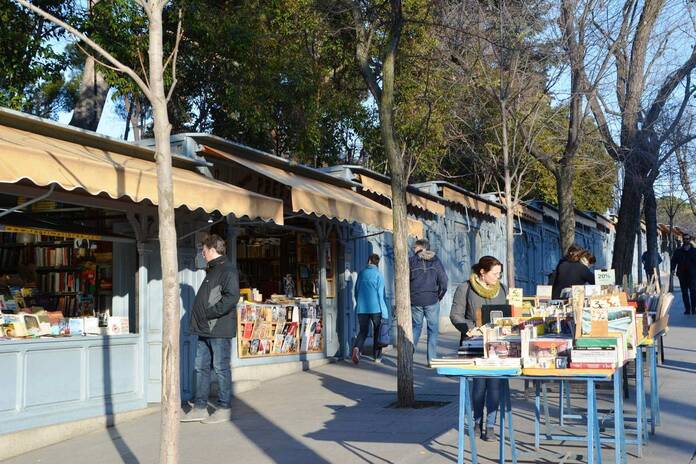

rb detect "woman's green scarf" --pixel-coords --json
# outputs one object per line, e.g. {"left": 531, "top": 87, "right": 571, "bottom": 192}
{"left": 469, "top": 273, "right": 501, "bottom": 300}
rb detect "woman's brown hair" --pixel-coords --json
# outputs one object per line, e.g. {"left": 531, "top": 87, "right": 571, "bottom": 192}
{"left": 472, "top": 256, "right": 503, "bottom": 276}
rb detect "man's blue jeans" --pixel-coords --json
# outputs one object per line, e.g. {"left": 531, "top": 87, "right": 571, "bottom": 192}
{"left": 194, "top": 337, "right": 232, "bottom": 409}
{"left": 411, "top": 302, "right": 440, "bottom": 363}
{"left": 472, "top": 378, "right": 501, "bottom": 429}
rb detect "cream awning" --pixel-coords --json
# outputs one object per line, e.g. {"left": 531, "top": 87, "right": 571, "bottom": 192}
{"left": 202, "top": 146, "right": 423, "bottom": 237}
{"left": 358, "top": 174, "right": 447, "bottom": 216}
{"left": 0, "top": 125, "right": 284, "bottom": 224}
{"left": 441, "top": 186, "right": 503, "bottom": 219}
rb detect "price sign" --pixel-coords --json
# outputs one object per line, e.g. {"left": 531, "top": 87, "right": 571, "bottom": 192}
{"left": 508, "top": 288, "right": 523, "bottom": 306}
{"left": 594, "top": 269, "right": 616, "bottom": 286}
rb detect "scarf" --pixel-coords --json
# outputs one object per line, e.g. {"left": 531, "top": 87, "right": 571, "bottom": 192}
{"left": 469, "top": 273, "right": 501, "bottom": 300}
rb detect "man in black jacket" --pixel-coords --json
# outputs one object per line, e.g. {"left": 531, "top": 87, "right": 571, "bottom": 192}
{"left": 409, "top": 239, "right": 448, "bottom": 366}
{"left": 181, "top": 234, "right": 239, "bottom": 423}
{"left": 671, "top": 234, "right": 696, "bottom": 315}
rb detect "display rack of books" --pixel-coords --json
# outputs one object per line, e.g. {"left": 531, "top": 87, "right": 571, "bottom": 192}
{"left": 0, "top": 231, "right": 122, "bottom": 340}
{"left": 237, "top": 294, "right": 323, "bottom": 358}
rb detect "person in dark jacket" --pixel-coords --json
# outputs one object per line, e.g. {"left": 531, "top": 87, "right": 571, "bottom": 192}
{"left": 352, "top": 254, "right": 389, "bottom": 364}
{"left": 551, "top": 245, "right": 595, "bottom": 299}
{"left": 641, "top": 250, "right": 663, "bottom": 283}
{"left": 671, "top": 234, "right": 696, "bottom": 314}
{"left": 181, "top": 234, "right": 239, "bottom": 424}
{"left": 450, "top": 256, "right": 506, "bottom": 441}
{"left": 410, "top": 239, "right": 448, "bottom": 366}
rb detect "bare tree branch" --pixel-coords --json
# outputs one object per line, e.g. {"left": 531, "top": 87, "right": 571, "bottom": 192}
{"left": 13, "top": 0, "right": 153, "bottom": 101}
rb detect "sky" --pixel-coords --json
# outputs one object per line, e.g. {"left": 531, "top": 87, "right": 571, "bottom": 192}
{"left": 57, "top": 89, "right": 134, "bottom": 141}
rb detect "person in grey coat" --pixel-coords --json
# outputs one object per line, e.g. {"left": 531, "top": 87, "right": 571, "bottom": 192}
{"left": 450, "top": 256, "right": 506, "bottom": 441}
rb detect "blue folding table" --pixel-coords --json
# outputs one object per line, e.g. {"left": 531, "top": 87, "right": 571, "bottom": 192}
{"left": 436, "top": 366, "right": 627, "bottom": 464}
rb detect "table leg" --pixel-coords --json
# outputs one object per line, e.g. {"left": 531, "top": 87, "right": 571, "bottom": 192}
{"left": 542, "top": 381, "right": 551, "bottom": 437}
{"left": 659, "top": 335, "right": 665, "bottom": 364}
{"left": 635, "top": 347, "right": 644, "bottom": 456}
{"left": 465, "top": 378, "right": 478, "bottom": 464}
{"left": 499, "top": 379, "right": 506, "bottom": 464}
{"left": 505, "top": 380, "right": 518, "bottom": 464}
{"left": 534, "top": 380, "right": 541, "bottom": 449}
{"left": 458, "top": 377, "right": 465, "bottom": 464}
{"left": 559, "top": 380, "right": 565, "bottom": 426}
{"left": 587, "top": 379, "right": 602, "bottom": 464}
{"left": 614, "top": 365, "right": 627, "bottom": 464}
{"left": 649, "top": 344, "right": 661, "bottom": 430}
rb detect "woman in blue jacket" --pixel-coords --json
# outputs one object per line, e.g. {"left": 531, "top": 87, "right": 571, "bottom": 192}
{"left": 352, "top": 253, "right": 389, "bottom": 364}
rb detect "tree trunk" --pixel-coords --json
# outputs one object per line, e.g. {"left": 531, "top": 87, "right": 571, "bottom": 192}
{"left": 389, "top": 166, "right": 415, "bottom": 407}
{"left": 501, "top": 103, "right": 515, "bottom": 289}
{"left": 148, "top": 9, "right": 181, "bottom": 464}
{"left": 380, "top": 63, "right": 414, "bottom": 409}
{"left": 556, "top": 162, "right": 576, "bottom": 256}
{"left": 644, "top": 184, "right": 658, "bottom": 285}
{"left": 668, "top": 217, "right": 675, "bottom": 292}
{"left": 69, "top": 55, "right": 110, "bottom": 130}
{"left": 611, "top": 158, "right": 643, "bottom": 285}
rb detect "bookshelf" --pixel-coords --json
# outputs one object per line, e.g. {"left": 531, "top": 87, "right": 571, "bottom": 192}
{"left": 0, "top": 234, "right": 113, "bottom": 317}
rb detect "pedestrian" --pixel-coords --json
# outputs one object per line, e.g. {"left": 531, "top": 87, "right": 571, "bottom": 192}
{"left": 551, "top": 245, "right": 595, "bottom": 299}
{"left": 352, "top": 253, "right": 389, "bottom": 364}
{"left": 670, "top": 234, "right": 696, "bottom": 315}
{"left": 450, "top": 256, "right": 506, "bottom": 441}
{"left": 410, "top": 239, "right": 448, "bottom": 366}
{"left": 641, "top": 250, "right": 663, "bottom": 283}
{"left": 181, "top": 234, "right": 239, "bottom": 424}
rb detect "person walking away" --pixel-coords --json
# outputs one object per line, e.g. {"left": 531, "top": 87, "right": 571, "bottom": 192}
{"left": 450, "top": 256, "right": 506, "bottom": 441}
{"left": 181, "top": 234, "right": 239, "bottom": 424}
{"left": 410, "top": 239, "right": 448, "bottom": 366}
{"left": 551, "top": 245, "right": 595, "bottom": 299}
{"left": 671, "top": 234, "right": 696, "bottom": 314}
{"left": 352, "top": 254, "right": 389, "bottom": 364}
{"left": 641, "top": 250, "right": 663, "bottom": 284}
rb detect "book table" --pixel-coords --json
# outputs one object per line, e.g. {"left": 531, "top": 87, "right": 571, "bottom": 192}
{"left": 436, "top": 365, "right": 627, "bottom": 464}
{"left": 551, "top": 337, "right": 661, "bottom": 457}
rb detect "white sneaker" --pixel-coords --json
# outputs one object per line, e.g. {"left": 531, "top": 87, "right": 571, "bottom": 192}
{"left": 201, "top": 407, "right": 231, "bottom": 424}
{"left": 180, "top": 407, "right": 209, "bottom": 422}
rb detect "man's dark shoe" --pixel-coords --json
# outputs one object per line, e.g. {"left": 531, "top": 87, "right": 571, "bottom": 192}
{"left": 480, "top": 427, "right": 494, "bottom": 442}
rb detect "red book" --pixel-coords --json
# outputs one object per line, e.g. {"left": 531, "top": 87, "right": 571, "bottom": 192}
{"left": 569, "top": 362, "right": 615, "bottom": 369}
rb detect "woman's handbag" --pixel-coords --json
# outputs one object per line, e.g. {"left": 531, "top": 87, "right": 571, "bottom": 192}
{"left": 377, "top": 315, "right": 391, "bottom": 348}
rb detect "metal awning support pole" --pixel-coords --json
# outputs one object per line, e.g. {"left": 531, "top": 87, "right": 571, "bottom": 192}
{"left": 127, "top": 212, "right": 152, "bottom": 334}
{"left": 315, "top": 220, "right": 332, "bottom": 356}
{"left": 0, "top": 184, "right": 56, "bottom": 218}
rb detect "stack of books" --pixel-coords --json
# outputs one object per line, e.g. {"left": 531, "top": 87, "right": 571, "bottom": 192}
{"left": 570, "top": 337, "right": 620, "bottom": 368}
{"left": 430, "top": 356, "right": 476, "bottom": 367}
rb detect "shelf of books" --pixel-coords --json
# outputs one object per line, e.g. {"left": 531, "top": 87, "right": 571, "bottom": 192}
{"left": 0, "top": 231, "right": 126, "bottom": 340}
{"left": 237, "top": 296, "right": 323, "bottom": 358}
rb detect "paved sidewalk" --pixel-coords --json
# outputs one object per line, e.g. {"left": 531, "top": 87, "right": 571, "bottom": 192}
{"left": 5, "top": 293, "right": 696, "bottom": 463}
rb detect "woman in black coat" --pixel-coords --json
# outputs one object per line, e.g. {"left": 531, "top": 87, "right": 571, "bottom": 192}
{"left": 551, "top": 245, "right": 595, "bottom": 299}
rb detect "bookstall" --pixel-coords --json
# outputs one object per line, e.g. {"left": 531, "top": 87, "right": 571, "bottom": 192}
{"left": 234, "top": 227, "right": 334, "bottom": 359}
{"left": 0, "top": 107, "right": 287, "bottom": 442}
{"left": 433, "top": 283, "right": 671, "bottom": 464}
